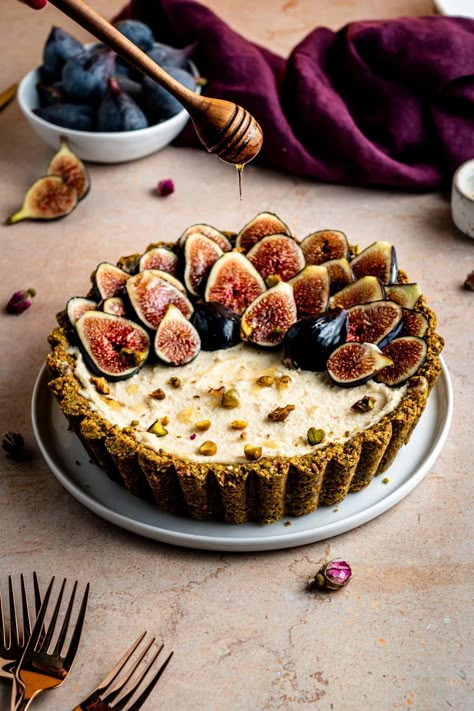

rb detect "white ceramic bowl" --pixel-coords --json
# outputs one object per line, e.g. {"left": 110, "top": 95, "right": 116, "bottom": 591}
{"left": 17, "top": 56, "right": 200, "bottom": 164}
{"left": 451, "top": 158, "right": 474, "bottom": 239}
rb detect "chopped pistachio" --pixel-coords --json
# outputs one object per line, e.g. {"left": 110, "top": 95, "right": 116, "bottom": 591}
{"left": 161, "top": 416, "right": 170, "bottom": 426}
{"left": 130, "top": 420, "right": 139, "bottom": 427}
{"left": 222, "top": 388, "right": 240, "bottom": 408}
{"left": 195, "top": 419, "right": 211, "bottom": 431}
{"left": 90, "top": 376, "right": 110, "bottom": 395}
{"left": 240, "top": 431, "right": 248, "bottom": 440}
{"left": 120, "top": 347, "right": 147, "bottom": 367}
{"left": 268, "top": 404, "right": 295, "bottom": 422}
{"left": 256, "top": 375, "right": 274, "bottom": 387}
{"left": 244, "top": 444, "right": 262, "bottom": 461}
{"left": 147, "top": 419, "right": 168, "bottom": 437}
{"left": 351, "top": 395, "right": 375, "bottom": 413}
{"left": 230, "top": 419, "right": 248, "bottom": 430}
{"left": 265, "top": 274, "right": 281, "bottom": 288}
{"left": 307, "top": 427, "right": 325, "bottom": 445}
{"left": 149, "top": 388, "right": 166, "bottom": 400}
{"left": 278, "top": 375, "right": 291, "bottom": 387}
{"left": 382, "top": 477, "right": 390, "bottom": 484}
{"left": 199, "top": 440, "right": 217, "bottom": 456}
{"left": 168, "top": 376, "right": 182, "bottom": 388}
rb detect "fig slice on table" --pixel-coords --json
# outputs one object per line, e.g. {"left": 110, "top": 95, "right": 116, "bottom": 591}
{"left": 323, "top": 258, "right": 354, "bottom": 294}
{"left": 47, "top": 137, "right": 90, "bottom": 200}
{"left": 247, "top": 234, "right": 305, "bottom": 283}
{"left": 100, "top": 296, "right": 126, "bottom": 317}
{"left": 93, "top": 262, "right": 130, "bottom": 300}
{"left": 138, "top": 246, "right": 178, "bottom": 275}
{"left": 346, "top": 300, "right": 403, "bottom": 349}
{"left": 300, "top": 229, "right": 349, "bottom": 265}
{"left": 329, "top": 276, "right": 385, "bottom": 310}
{"left": 183, "top": 233, "right": 223, "bottom": 296}
{"left": 204, "top": 252, "right": 266, "bottom": 315}
{"left": 190, "top": 302, "right": 241, "bottom": 351}
{"left": 126, "top": 270, "right": 193, "bottom": 330}
{"left": 76, "top": 311, "right": 150, "bottom": 381}
{"left": 235, "top": 212, "right": 291, "bottom": 252}
{"left": 289, "top": 265, "right": 330, "bottom": 318}
{"left": 400, "top": 308, "right": 429, "bottom": 337}
{"left": 154, "top": 304, "right": 201, "bottom": 365}
{"left": 178, "top": 223, "right": 232, "bottom": 252}
{"left": 375, "top": 336, "right": 427, "bottom": 386}
{"left": 351, "top": 241, "right": 398, "bottom": 284}
{"left": 283, "top": 307, "right": 348, "bottom": 372}
{"left": 6, "top": 175, "right": 78, "bottom": 224}
{"left": 384, "top": 283, "right": 422, "bottom": 309}
{"left": 240, "top": 281, "right": 297, "bottom": 347}
{"left": 326, "top": 342, "right": 393, "bottom": 387}
{"left": 66, "top": 296, "right": 97, "bottom": 326}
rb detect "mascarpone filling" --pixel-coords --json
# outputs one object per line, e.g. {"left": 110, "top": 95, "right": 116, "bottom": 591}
{"left": 73, "top": 343, "right": 406, "bottom": 464}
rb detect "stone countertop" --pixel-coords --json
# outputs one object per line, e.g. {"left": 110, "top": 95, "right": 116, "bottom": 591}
{"left": 0, "top": 1, "right": 472, "bottom": 709}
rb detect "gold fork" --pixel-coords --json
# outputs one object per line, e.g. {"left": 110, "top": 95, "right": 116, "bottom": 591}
{"left": 72, "top": 631, "right": 173, "bottom": 711}
{"left": 13, "top": 576, "right": 89, "bottom": 710}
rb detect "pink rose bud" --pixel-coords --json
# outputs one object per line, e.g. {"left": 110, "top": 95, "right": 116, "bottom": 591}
{"left": 156, "top": 179, "right": 175, "bottom": 197}
{"left": 311, "top": 559, "right": 352, "bottom": 591}
{"left": 5, "top": 289, "right": 36, "bottom": 315}
{"left": 464, "top": 270, "right": 474, "bottom": 291}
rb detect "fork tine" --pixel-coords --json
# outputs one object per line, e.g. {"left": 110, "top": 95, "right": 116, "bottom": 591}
{"left": 102, "top": 637, "right": 159, "bottom": 705}
{"left": 20, "top": 576, "right": 55, "bottom": 659}
{"left": 52, "top": 580, "right": 77, "bottom": 657}
{"left": 63, "top": 582, "right": 89, "bottom": 666}
{"left": 125, "top": 651, "right": 174, "bottom": 711}
{"left": 20, "top": 573, "right": 43, "bottom": 645}
{"left": 86, "top": 632, "right": 147, "bottom": 703}
{"left": 8, "top": 577, "right": 20, "bottom": 649}
{"left": 0, "top": 582, "right": 5, "bottom": 648}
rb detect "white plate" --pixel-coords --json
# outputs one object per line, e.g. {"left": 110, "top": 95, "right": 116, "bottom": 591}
{"left": 32, "top": 360, "right": 453, "bottom": 552}
{"left": 433, "top": 0, "right": 474, "bottom": 18}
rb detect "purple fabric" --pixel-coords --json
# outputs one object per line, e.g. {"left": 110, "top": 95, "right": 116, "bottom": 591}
{"left": 116, "top": 0, "right": 474, "bottom": 189}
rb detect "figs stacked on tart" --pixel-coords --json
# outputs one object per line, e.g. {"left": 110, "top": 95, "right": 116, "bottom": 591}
{"left": 46, "top": 212, "right": 443, "bottom": 524}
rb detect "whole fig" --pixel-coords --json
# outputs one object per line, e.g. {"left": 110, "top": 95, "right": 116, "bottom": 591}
{"left": 97, "top": 78, "right": 148, "bottom": 132}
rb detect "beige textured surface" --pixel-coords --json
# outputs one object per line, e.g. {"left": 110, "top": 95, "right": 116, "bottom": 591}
{"left": 0, "top": 1, "right": 472, "bottom": 710}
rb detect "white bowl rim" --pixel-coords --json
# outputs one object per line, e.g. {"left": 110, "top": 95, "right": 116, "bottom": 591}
{"left": 452, "top": 158, "right": 474, "bottom": 202}
{"left": 17, "top": 58, "right": 200, "bottom": 141}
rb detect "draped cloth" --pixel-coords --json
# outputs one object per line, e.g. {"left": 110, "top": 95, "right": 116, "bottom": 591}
{"left": 116, "top": 0, "right": 474, "bottom": 189}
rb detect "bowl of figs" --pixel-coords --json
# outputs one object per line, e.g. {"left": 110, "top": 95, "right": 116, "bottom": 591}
{"left": 17, "top": 20, "right": 201, "bottom": 163}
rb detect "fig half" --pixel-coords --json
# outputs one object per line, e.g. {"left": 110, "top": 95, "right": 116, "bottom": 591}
{"left": 351, "top": 241, "right": 398, "bottom": 284}
{"left": 190, "top": 302, "right": 241, "bottom": 351}
{"left": 66, "top": 296, "right": 97, "bottom": 326}
{"left": 247, "top": 234, "right": 305, "bottom": 283}
{"left": 138, "top": 246, "right": 178, "bottom": 275}
{"left": 326, "top": 342, "right": 393, "bottom": 387}
{"left": 289, "top": 265, "right": 330, "bottom": 318}
{"left": 126, "top": 270, "right": 193, "bottom": 329}
{"left": 154, "top": 304, "right": 201, "bottom": 365}
{"left": 235, "top": 212, "right": 291, "bottom": 251}
{"left": 204, "top": 252, "right": 266, "bottom": 315}
{"left": 179, "top": 223, "right": 232, "bottom": 252}
{"left": 329, "top": 276, "right": 385, "bottom": 310}
{"left": 384, "top": 283, "right": 422, "bottom": 309}
{"left": 76, "top": 311, "right": 150, "bottom": 381}
{"left": 241, "top": 281, "right": 297, "bottom": 347}
{"left": 6, "top": 175, "right": 78, "bottom": 224}
{"left": 183, "top": 232, "right": 223, "bottom": 296}
{"left": 346, "top": 300, "right": 403, "bottom": 348}
{"left": 375, "top": 336, "right": 427, "bottom": 386}
{"left": 93, "top": 262, "right": 130, "bottom": 300}
{"left": 48, "top": 137, "right": 90, "bottom": 200}
{"left": 300, "top": 230, "right": 349, "bottom": 265}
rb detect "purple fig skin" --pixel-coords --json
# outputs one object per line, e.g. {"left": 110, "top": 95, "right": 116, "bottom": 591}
{"left": 97, "top": 78, "right": 148, "bottom": 131}
{"left": 62, "top": 47, "right": 116, "bottom": 103}
{"left": 42, "top": 26, "right": 83, "bottom": 82}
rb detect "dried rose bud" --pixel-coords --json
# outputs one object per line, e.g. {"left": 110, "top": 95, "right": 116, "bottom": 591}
{"left": 2, "top": 432, "right": 25, "bottom": 458}
{"left": 463, "top": 270, "right": 474, "bottom": 291}
{"left": 156, "top": 179, "right": 175, "bottom": 197}
{"left": 309, "top": 559, "right": 352, "bottom": 591}
{"left": 5, "top": 289, "right": 36, "bottom": 315}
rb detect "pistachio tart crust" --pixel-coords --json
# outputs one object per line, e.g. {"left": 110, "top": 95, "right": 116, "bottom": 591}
{"left": 46, "top": 241, "right": 444, "bottom": 524}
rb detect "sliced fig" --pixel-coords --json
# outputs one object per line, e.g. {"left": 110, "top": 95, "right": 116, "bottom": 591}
{"left": 384, "top": 283, "right": 422, "bottom": 309}
{"left": 326, "top": 342, "right": 393, "bottom": 387}
{"left": 47, "top": 137, "right": 90, "bottom": 200}
{"left": 289, "top": 265, "right": 330, "bottom": 318}
{"left": 375, "top": 337, "right": 427, "bottom": 386}
{"left": 154, "top": 304, "right": 201, "bottom": 365}
{"left": 183, "top": 232, "right": 223, "bottom": 296}
{"left": 323, "top": 258, "right": 354, "bottom": 294}
{"left": 347, "top": 300, "right": 403, "bottom": 348}
{"left": 283, "top": 308, "right": 348, "bottom": 371}
{"left": 329, "top": 276, "right": 385, "bottom": 310}
{"left": 351, "top": 241, "right": 398, "bottom": 284}
{"left": 179, "top": 223, "right": 232, "bottom": 252}
{"left": 400, "top": 308, "right": 429, "bottom": 337}
{"left": 138, "top": 246, "right": 178, "bottom": 275}
{"left": 300, "top": 230, "right": 349, "bottom": 265}
{"left": 126, "top": 270, "right": 193, "bottom": 329}
{"left": 204, "top": 252, "right": 266, "bottom": 315}
{"left": 93, "top": 262, "right": 129, "bottom": 300}
{"left": 147, "top": 269, "right": 186, "bottom": 294}
{"left": 101, "top": 296, "right": 126, "bottom": 317}
{"left": 76, "top": 311, "right": 150, "bottom": 381}
{"left": 66, "top": 296, "right": 97, "bottom": 326}
{"left": 235, "top": 212, "right": 291, "bottom": 252}
{"left": 190, "top": 302, "right": 241, "bottom": 351}
{"left": 240, "top": 282, "right": 297, "bottom": 347}
{"left": 6, "top": 175, "right": 78, "bottom": 224}
{"left": 247, "top": 234, "right": 305, "bottom": 283}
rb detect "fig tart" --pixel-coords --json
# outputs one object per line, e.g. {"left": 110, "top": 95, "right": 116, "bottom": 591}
{"left": 46, "top": 213, "right": 444, "bottom": 524}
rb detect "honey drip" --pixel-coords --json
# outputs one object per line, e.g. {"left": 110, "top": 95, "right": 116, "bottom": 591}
{"left": 236, "top": 163, "right": 244, "bottom": 200}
